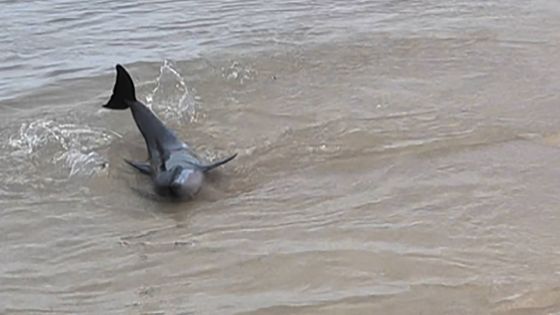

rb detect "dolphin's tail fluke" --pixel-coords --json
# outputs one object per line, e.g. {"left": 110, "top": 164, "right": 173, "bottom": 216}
{"left": 103, "top": 64, "right": 137, "bottom": 110}
{"left": 199, "top": 153, "right": 238, "bottom": 172}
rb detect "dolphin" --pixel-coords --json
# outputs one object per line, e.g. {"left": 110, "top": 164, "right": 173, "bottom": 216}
{"left": 103, "top": 64, "right": 237, "bottom": 199}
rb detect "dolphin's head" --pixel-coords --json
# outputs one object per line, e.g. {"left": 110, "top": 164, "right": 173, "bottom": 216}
{"left": 154, "top": 167, "right": 204, "bottom": 199}
{"left": 170, "top": 167, "right": 204, "bottom": 199}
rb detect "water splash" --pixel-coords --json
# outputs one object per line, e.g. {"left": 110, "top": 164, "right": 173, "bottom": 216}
{"left": 55, "top": 149, "right": 107, "bottom": 177}
{"left": 7, "top": 118, "right": 119, "bottom": 178}
{"left": 221, "top": 61, "right": 257, "bottom": 85}
{"left": 144, "top": 59, "right": 197, "bottom": 122}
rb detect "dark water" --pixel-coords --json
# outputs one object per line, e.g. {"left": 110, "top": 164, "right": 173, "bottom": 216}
{"left": 3, "top": 1, "right": 560, "bottom": 314}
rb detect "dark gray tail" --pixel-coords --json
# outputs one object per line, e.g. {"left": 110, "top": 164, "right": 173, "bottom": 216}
{"left": 103, "top": 64, "right": 136, "bottom": 110}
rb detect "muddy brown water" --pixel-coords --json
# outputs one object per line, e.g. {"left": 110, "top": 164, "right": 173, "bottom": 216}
{"left": 3, "top": 1, "right": 560, "bottom": 314}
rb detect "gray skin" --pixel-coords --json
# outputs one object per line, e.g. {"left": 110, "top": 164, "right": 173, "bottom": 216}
{"left": 103, "top": 64, "right": 237, "bottom": 199}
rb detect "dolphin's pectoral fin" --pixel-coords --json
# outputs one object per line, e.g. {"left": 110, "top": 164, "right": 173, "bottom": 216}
{"left": 199, "top": 153, "right": 238, "bottom": 172}
{"left": 125, "top": 159, "right": 152, "bottom": 175}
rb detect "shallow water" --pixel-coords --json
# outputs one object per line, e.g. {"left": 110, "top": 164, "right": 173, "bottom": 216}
{"left": 3, "top": 0, "right": 560, "bottom": 314}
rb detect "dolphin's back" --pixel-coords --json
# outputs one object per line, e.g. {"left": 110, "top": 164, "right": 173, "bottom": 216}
{"left": 129, "top": 100, "right": 188, "bottom": 169}
{"left": 130, "top": 102, "right": 183, "bottom": 148}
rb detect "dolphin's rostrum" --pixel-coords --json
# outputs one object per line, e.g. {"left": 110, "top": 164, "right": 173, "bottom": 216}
{"left": 103, "top": 64, "right": 237, "bottom": 199}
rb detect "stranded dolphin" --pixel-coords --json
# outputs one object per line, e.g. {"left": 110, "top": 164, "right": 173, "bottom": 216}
{"left": 103, "top": 64, "right": 237, "bottom": 199}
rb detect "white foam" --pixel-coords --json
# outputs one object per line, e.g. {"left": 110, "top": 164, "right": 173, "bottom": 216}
{"left": 7, "top": 118, "right": 117, "bottom": 178}
{"left": 144, "top": 59, "right": 197, "bottom": 122}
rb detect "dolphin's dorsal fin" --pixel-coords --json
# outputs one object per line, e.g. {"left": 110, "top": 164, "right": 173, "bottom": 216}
{"left": 155, "top": 140, "right": 170, "bottom": 171}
